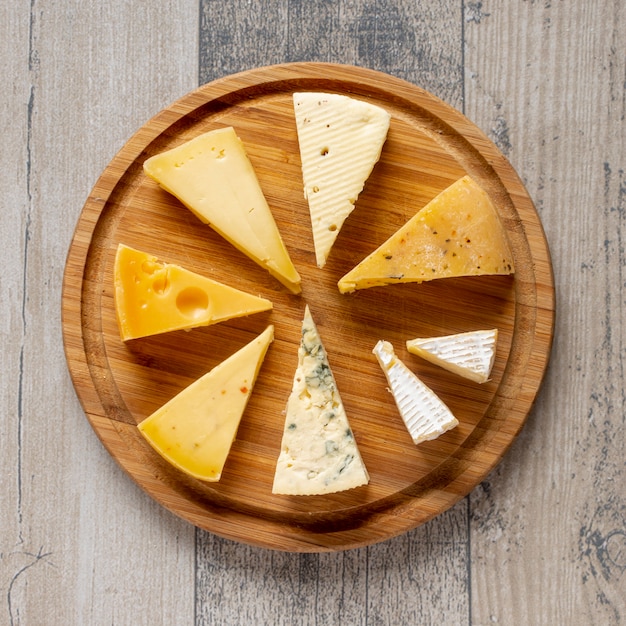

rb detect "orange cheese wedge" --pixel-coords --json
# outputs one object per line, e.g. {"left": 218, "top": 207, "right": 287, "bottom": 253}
{"left": 114, "top": 243, "right": 272, "bottom": 341}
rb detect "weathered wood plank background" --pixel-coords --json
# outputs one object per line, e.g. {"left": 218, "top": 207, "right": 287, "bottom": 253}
{"left": 2, "top": 1, "right": 624, "bottom": 624}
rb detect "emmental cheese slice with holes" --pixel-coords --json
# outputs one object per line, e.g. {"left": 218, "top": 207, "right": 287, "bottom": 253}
{"left": 138, "top": 325, "right": 274, "bottom": 482}
{"left": 272, "top": 306, "right": 369, "bottom": 495}
{"left": 293, "top": 92, "right": 390, "bottom": 268}
{"left": 113, "top": 244, "right": 272, "bottom": 341}
{"left": 338, "top": 175, "right": 515, "bottom": 293}
{"left": 143, "top": 127, "right": 301, "bottom": 294}
{"left": 406, "top": 329, "right": 498, "bottom": 384}
{"left": 372, "top": 340, "right": 458, "bottom": 444}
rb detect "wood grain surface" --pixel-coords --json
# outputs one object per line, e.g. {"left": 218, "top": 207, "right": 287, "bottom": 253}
{"left": 2, "top": 0, "right": 624, "bottom": 624}
{"left": 62, "top": 63, "right": 553, "bottom": 551}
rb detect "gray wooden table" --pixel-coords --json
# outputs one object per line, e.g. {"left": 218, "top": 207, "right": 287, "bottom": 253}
{"left": 2, "top": 1, "right": 624, "bottom": 624}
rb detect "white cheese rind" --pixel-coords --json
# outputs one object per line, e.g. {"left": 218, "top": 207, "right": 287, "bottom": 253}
{"left": 272, "top": 306, "right": 369, "bottom": 495}
{"left": 373, "top": 340, "right": 458, "bottom": 444}
{"left": 293, "top": 92, "right": 390, "bottom": 268}
{"left": 406, "top": 329, "right": 498, "bottom": 384}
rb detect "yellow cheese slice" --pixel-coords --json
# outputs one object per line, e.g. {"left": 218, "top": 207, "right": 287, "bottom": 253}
{"left": 406, "top": 329, "right": 498, "bottom": 384}
{"left": 138, "top": 325, "right": 274, "bottom": 482}
{"left": 114, "top": 243, "right": 272, "bottom": 341}
{"left": 293, "top": 92, "right": 390, "bottom": 268}
{"left": 338, "top": 175, "right": 515, "bottom": 293}
{"left": 272, "top": 305, "right": 369, "bottom": 495}
{"left": 143, "top": 127, "right": 301, "bottom": 294}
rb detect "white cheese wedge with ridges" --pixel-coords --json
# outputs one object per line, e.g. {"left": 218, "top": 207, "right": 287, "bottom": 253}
{"left": 293, "top": 92, "right": 390, "bottom": 268}
{"left": 406, "top": 329, "right": 498, "bottom": 384}
{"left": 373, "top": 340, "right": 458, "bottom": 444}
{"left": 272, "top": 306, "right": 369, "bottom": 495}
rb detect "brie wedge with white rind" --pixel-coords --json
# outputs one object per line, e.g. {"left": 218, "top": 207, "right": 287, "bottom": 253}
{"left": 293, "top": 92, "right": 390, "bottom": 268}
{"left": 373, "top": 340, "right": 458, "bottom": 444}
{"left": 272, "top": 306, "right": 369, "bottom": 495}
{"left": 406, "top": 329, "right": 498, "bottom": 384}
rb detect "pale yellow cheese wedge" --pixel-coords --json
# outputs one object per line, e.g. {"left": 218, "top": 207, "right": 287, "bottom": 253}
{"left": 338, "top": 176, "right": 514, "bottom": 293}
{"left": 138, "top": 325, "right": 274, "bottom": 482}
{"left": 406, "top": 329, "right": 498, "bottom": 384}
{"left": 114, "top": 243, "right": 272, "bottom": 341}
{"left": 272, "top": 306, "right": 369, "bottom": 495}
{"left": 373, "top": 340, "right": 458, "bottom": 444}
{"left": 293, "top": 92, "right": 390, "bottom": 268}
{"left": 143, "top": 127, "right": 301, "bottom": 294}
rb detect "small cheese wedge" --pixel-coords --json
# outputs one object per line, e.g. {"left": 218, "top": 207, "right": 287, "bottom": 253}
{"left": 406, "top": 329, "right": 498, "bottom": 384}
{"left": 273, "top": 306, "right": 369, "bottom": 495}
{"left": 338, "top": 176, "right": 514, "bottom": 293}
{"left": 113, "top": 243, "right": 272, "bottom": 341}
{"left": 372, "top": 340, "right": 458, "bottom": 444}
{"left": 138, "top": 325, "right": 274, "bottom": 482}
{"left": 293, "top": 92, "right": 390, "bottom": 268}
{"left": 143, "top": 127, "right": 301, "bottom": 294}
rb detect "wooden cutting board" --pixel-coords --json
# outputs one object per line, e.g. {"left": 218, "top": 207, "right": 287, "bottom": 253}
{"left": 61, "top": 62, "right": 555, "bottom": 552}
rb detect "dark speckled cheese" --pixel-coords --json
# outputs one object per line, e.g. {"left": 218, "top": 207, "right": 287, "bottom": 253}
{"left": 338, "top": 176, "right": 515, "bottom": 293}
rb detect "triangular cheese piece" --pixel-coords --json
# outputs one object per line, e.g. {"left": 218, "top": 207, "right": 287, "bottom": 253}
{"left": 372, "top": 340, "right": 458, "bottom": 444}
{"left": 293, "top": 92, "right": 390, "bottom": 268}
{"left": 338, "top": 175, "right": 515, "bottom": 293}
{"left": 272, "top": 306, "right": 369, "bottom": 495}
{"left": 406, "top": 329, "right": 498, "bottom": 384}
{"left": 138, "top": 325, "right": 274, "bottom": 482}
{"left": 114, "top": 243, "right": 272, "bottom": 341}
{"left": 143, "top": 127, "right": 301, "bottom": 293}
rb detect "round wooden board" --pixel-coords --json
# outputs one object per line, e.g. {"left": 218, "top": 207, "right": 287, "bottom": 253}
{"left": 62, "top": 63, "right": 555, "bottom": 552}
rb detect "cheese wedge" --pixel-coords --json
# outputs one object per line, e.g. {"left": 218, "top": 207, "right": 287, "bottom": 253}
{"left": 338, "top": 176, "right": 514, "bottom": 293}
{"left": 373, "top": 340, "right": 458, "bottom": 444}
{"left": 143, "top": 127, "right": 301, "bottom": 293}
{"left": 273, "top": 306, "right": 369, "bottom": 495}
{"left": 293, "top": 92, "right": 390, "bottom": 268}
{"left": 406, "top": 329, "right": 498, "bottom": 384}
{"left": 138, "top": 325, "right": 274, "bottom": 482}
{"left": 113, "top": 243, "right": 272, "bottom": 341}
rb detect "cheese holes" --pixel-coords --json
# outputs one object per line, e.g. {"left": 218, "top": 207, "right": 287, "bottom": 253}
{"left": 141, "top": 260, "right": 158, "bottom": 274}
{"left": 176, "top": 287, "right": 210, "bottom": 319}
{"left": 152, "top": 273, "right": 170, "bottom": 296}
{"left": 142, "top": 262, "right": 170, "bottom": 295}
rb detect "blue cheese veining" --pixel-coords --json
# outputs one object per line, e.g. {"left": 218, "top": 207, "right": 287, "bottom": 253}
{"left": 373, "top": 340, "right": 459, "bottom": 444}
{"left": 272, "top": 306, "right": 369, "bottom": 495}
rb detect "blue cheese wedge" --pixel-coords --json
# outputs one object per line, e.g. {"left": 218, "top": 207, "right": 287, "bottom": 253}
{"left": 406, "top": 329, "right": 498, "bottom": 384}
{"left": 272, "top": 306, "right": 369, "bottom": 495}
{"left": 373, "top": 340, "right": 458, "bottom": 444}
{"left": 293, "top": 92, "right": 391, "bottom": 268}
